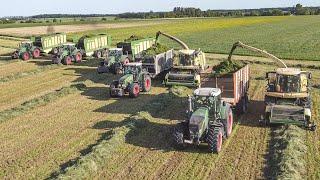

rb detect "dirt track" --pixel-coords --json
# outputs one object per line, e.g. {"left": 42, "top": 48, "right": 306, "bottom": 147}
{"left": 0, "top": 21, "right": 168, "bottom": 36}
{"left": 0, "top": 55, "right": 319, "bottom": 179}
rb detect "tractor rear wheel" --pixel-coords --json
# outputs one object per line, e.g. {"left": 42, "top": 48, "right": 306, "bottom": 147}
{"left": 22, "top": 52, "right": 30, "bottom": 61}
{"left": 32, "top": 48, "right": 41, "bottom": 58}
{"left": 63, "top": 56, "right": 72, "bottom": 65}
{"left": 207, "top": 126, "right": 223, "bottom": 153}
{"left": 129, "top": 83, "right": 140, "bottom": 98}
{"left": 74, "top": 52, "right": 82, "bottom": 63}
{"left": 173, "top": 123, "right": 187, "bottom": 149}
{"left": 142, "top": 75, "right": 152, "bottom": 92}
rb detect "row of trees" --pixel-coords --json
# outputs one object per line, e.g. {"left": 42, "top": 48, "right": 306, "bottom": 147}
{"left": 118, "top": 4, "right": 320, "bottom": 19}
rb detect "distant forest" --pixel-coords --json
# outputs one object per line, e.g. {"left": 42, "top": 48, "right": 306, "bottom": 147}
{"left": 0, "top": 4, "right": 319, "bottom": 24}
{"left": 118, "top": 4, "right": 320, "bottom": 19}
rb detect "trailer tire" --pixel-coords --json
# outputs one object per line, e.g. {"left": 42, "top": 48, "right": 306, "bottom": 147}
{"left": 22, "top": 52, "right": 30, "bottom": 61}
{"left": 32, "top": 48, "right": 41, "bottom": 58}
{"left": 173, "top": 123, "right": 187, "bottom": 149}
{"left": 63, "top": 56, "right": 72, "bottom": 65}
{"left": 207, "top": 126, "right": 223, "bottom": 153}
{"left": 95, "top": 51, "right": 102, "bottom": 58}
{"left": 52, "top": 48, "right": 59, "bottom": 55}
{"left": 129, "top": 83, "right": 140, "bottom": 98}
{"left": 142, "top": 75, "right": 152, "bottom": 92}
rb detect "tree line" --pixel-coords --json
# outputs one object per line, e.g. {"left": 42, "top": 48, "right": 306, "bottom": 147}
{"left": 118, "top": 4, "right": 320, "bottom": 19}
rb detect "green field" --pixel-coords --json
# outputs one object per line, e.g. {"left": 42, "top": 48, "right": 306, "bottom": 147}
{"left": 68, "top": 16, "right": 320, "bottom": 61}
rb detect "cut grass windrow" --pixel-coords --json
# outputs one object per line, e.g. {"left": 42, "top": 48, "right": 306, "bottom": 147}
{"left": 265, "top": 125, "right": 307, "bottom": 179}
{"left": 0, "top": 64, "right": 61, "bottom": 83}
{"left": 0, "top": 83, "right": 86, "bottom": 124}
{"left": 55, "top": 121, "right": 135, "bottom": 180}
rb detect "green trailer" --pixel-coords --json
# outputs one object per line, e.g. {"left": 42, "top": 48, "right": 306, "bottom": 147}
{"left": 97, "top": 37, "right": 155, "bottom": 74}
{"left": 12, "top": 33, "right": 67, "bottom": 60}
{"left": 76, "top": 34, "right": 112, "bottom": 58}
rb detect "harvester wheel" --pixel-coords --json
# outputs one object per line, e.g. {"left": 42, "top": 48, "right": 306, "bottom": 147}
{"left": 22, "top": 52, "right": 30, "bottom": 61}
{"left": 129, "top": 83, "right": 140, "bottom": 98}
{"left": 74, "top": 52, "right": 82, "bottom": 63}
{"left": 207, "top": 126, "right": 223, "bottom": 153}
{"left": 173, "top": 123, "right": 187, "bottom": 149}
{"left": 142, "top": 75, "right": 152, "bottom": 92}
{"left": 63, "top": 56, "right": 72, "bottom": 65}
{"left": 32, "top": 48, "right": 41, "bottom": 58}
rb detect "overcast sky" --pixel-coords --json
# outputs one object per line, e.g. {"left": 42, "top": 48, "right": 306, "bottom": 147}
{"left": 1, "top": 0, "right": 319, "bottom": 17}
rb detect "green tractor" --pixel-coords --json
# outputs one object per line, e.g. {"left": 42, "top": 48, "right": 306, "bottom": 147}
{"left": 97, "top": 48, "right": 130, "bottom": 74}
{"left": 52, "top": 44, "right": 83, "bottom": 65}
{"left": 174, "top": 88, "right": 233, "bottom": 153}
{"left": 109, "top": 62, "right": 152, "bottom": 98}
{"left": 11, "top": 41, "right": 41, "bottom": 61}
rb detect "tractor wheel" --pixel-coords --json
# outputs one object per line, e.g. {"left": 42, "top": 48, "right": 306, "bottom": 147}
{"left": 32, "top": 48, "right": 41, "bottom": 58}
{"left": 129, "top": 83, "right": 140, "bottom": 98}
{"left": 74, "top": 52, "right": 82, "bottom": 63}
{"left": 12, "top": 51, "right": 19, "bottom": 59}
{"left": 225, "top": 108, "right": 233, "bottom": 138}
{"left": 142, "top": 75, "right": 152, "bottom": 92}
{"left": 207, "top": 126, "right": 223, "bottom": 153}
{"left": 63, "top": 56, "right": 72, "bottom": 65}
{"left": 173, "top": 123, "right": 187, "bottom": 149}
{"left": 21, "top": 52, "right": 30, "bottom": 61}
{"left": 95, "top": 51, "right": 102, "bottom": 58}
{"left": 123, "top": 58, "right": 130, "bottom": 65}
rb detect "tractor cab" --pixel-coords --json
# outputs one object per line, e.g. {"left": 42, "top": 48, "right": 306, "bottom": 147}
{"left": 177, "top": 49, "right": 206, "bottom": 71}
{"left": 124, "top": 62, "right": 142, "bottom": 75}
{"left": 191, "top": 88, "right": 222, "bottom": 112}
{"left": 19, "top": 41, "right": 33, "bottom": 49}
{"left": 109, "top": 48, "right": 124, "bottom": 57}
{"left": 266, "top": 68, "right": 311, "bottom": 94}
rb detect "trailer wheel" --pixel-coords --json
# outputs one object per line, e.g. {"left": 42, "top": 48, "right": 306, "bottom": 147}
{"left": 142, "top": 75, "right": 152, "bottom": 92}
{"left": 32, "top": 48, "right": 41, "bottom": 58}
{"left": 95, "top": 51, "right": 102, "bottom": 58}
{"left": 52, "top": 48, "right": 59, "bottom": 55}
{"left": 129, "top": 83, "right": 140, "bottom": 98}
{"left": 63, "top": 56, "right": 72, "bottom": 65}
{"left": 74, "top": 52, "right": 82, "bottom": 63}
{"left": 173, "top": 123, "right": 187, "bottom": 149}
{"left": 22, "top": 52, "right": 30, "bottom": 61}
{"left": 226, "top": 108, "right": 233, "bottom": 137}
{"left": 207, "top": 126, "right": 223, "bottom": 153}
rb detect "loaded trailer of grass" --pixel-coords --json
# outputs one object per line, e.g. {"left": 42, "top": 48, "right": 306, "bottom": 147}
{"left": 266, "top": 125, "right": 307, "bottom": 179}
{"left": 140, "top": 43, "right": 170, "bottom": 57}
{"left": 123, "top": 35, "right": 145, "bottom": 42}
{"left": 213, "top": 60, "right": 245, "bottom": 75}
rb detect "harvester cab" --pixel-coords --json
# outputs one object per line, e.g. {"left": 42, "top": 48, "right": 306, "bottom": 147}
{"left": 109, "top": 62, "right": 152, "bottom": 98}
{"left": 174, "top": 88, "right": 233, "bottom": 153}
{"left": 155, "top": 31, "right": 207, "bottom": 87}
{"left": 12, "top": 41, "right": 41, "bottom": 61}
{"left": 97, "top": 48, "right": 130, "bottom": 74}
{"left": 52, "top": 43, "right": 83, "bottom": 65}
{"left": 264, "top": 68, "right": 315, "bottom": 130}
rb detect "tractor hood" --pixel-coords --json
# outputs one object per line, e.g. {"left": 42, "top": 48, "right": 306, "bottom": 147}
{"left": 189, "top": 107, "right": 209, "bottom": 142}
{"left": 119, "top": 74, "right": 133, "bottom": 86}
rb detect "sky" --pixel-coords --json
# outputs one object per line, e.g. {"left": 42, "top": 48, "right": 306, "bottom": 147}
{"left": 1, "top": 0, "right": 319, "bottom": 17}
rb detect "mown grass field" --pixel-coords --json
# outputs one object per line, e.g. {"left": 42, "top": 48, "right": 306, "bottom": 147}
{"left": 0, "top": 16, "right": 319, "bottom": 179}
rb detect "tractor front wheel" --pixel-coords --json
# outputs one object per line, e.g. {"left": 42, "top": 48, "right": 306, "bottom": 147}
{"left": 129, "top": 83, "right": 140, "bottom": 98}
{"left": 142, "top": 75, "right": 152, "bottom": 92}
{"left": 207, "top": 126, "right": 223, "bottom": 153}
{"left": 63, "top": 56, "right": 72, "bottom": 65}
{"left": 74, "top": 52, "right": 82, "bottom": 63}
{"left": 22, "top": 52, "right": 30, "bottom": 61}
{"left": 225, "top": 108, "right": 233, "bottom": 137}
{"left": 32, "top": 48, "right": 41, "bottom": 58}
{"left": 173, "top": 123, "right": 187, "bottom": 149}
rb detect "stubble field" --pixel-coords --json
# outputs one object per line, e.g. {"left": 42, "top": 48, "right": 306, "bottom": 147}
{"left": 0, "top": 16, "right": 319, "bottom": 179}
